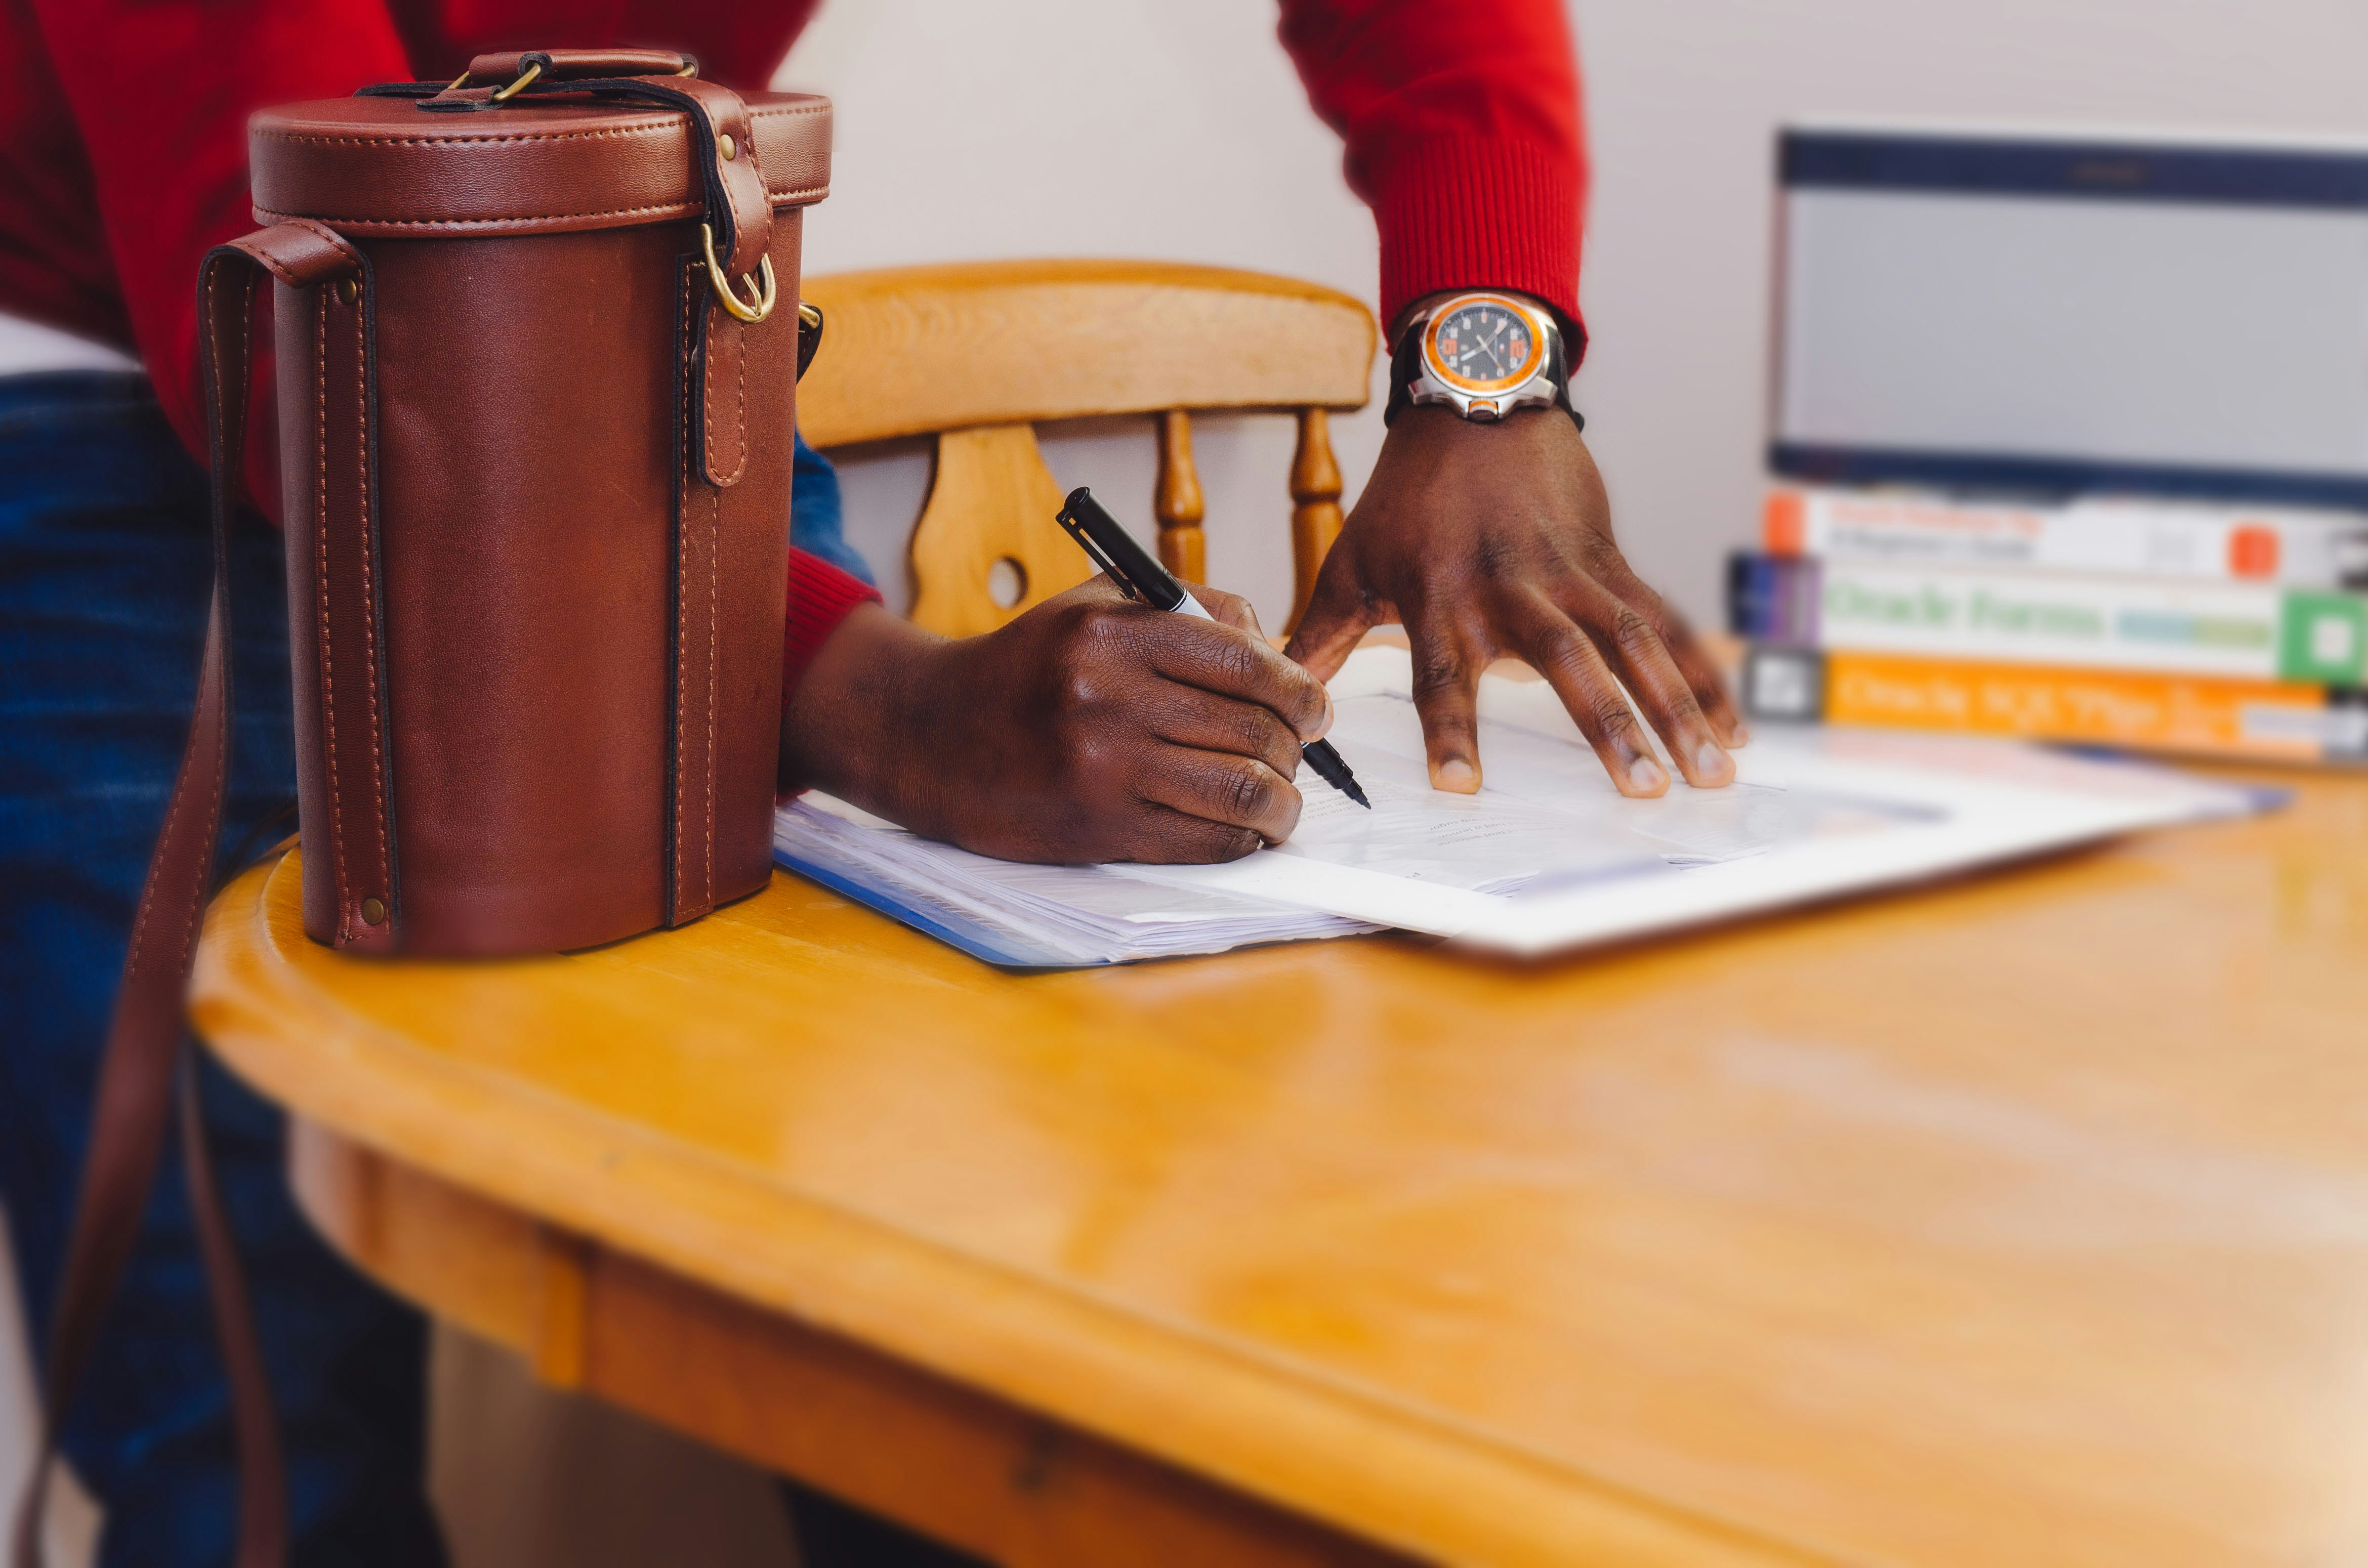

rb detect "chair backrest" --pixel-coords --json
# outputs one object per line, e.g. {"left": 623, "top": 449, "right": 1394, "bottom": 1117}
{"left": 798, "top": 260, "right": 1376, "bottom": 637}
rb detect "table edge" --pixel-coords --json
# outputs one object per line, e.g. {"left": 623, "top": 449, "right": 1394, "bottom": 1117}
{"left": 192, "top": 849, "right": 1838, "bottom": 1568}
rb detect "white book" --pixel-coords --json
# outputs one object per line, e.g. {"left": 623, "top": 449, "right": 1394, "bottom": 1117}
{"left": 1768, "top": 486, "right": 2368, "bottom": 587}
{"left": 1807, "top": 560, "right": 2367, "bottom": 683}
{"left": 777, "top": 647, "right": 2257, "bottom": 964}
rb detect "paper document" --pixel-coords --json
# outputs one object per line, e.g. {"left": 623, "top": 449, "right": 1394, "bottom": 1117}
{"left": 775, "top": 646, "right": 2261, "bottom": 966}
{"left": 774, "top": 795, "right": 1377, "bottom": 967}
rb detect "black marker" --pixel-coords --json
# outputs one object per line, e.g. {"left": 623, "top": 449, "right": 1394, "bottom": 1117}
{"left": 1054, "top": 486, "right": 1369, "bottom": 810}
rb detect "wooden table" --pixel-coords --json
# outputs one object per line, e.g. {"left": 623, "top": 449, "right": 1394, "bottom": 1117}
{"left": 190, "top": 767, "right": 2368, "bottom": 1567}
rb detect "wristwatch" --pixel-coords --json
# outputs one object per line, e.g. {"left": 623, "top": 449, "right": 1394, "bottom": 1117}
{"left": 1385, "top": 291, "right": 1580, "bottom": 429}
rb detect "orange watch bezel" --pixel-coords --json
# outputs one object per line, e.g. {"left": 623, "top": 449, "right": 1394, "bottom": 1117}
{"left": 1421, "top": 293, "right": 1549, "bottom": 395}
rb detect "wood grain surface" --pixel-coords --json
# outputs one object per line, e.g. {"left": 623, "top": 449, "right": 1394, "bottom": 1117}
{"left": 905, "top": 422, "right": 1093, "bottom": 637}
{"left": 291, "top": 1124, "right": 1423, "bottom": 1568}
{"left": 190, "top": 769, "right": 2368, "bottom": 1567}
{"left": 797, "top": 260, "right": 1375, "bottom": 449}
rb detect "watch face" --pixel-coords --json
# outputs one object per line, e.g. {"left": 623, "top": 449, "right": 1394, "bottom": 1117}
{"left": 1424, "top": 295, "right": 1546, "bottom": 392}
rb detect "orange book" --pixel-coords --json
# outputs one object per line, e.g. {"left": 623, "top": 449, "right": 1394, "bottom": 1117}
{"left": 1816, "top": 651, "right": 2356, "bottom": 761}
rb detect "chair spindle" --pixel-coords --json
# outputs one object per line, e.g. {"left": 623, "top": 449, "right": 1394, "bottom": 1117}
{"left": 1287, "top": 406, "right": 1345, "bottom": 633}
{"left": 1153, "top": 409, "right": 1206, "bottom": 583}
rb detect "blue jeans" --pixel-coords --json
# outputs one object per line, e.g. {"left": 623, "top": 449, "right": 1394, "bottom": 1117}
{"left": 0, "top": 366, "right": 970, "bottom": 1565}
{"left": 0, "top": 372, "right": 441, "bottom": 1564}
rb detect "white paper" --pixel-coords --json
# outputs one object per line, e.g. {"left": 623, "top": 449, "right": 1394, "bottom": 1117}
{"left": 1116, "top": 646, "right": 2259, "bottom": 955}
{"left": 776, "top": 793, "right": 1375, "bottom": 965}
{"left": 780, "top": 646, "right": 2260, "bottom": 963}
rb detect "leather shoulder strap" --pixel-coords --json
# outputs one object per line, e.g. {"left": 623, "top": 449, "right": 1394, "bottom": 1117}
{"left": 9, "top": 221, "right": 358, "bottom": 1568}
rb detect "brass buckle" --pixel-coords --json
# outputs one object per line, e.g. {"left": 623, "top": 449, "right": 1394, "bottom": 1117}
{"left": 701, "top": 224, "right": 776, "bottom": 324}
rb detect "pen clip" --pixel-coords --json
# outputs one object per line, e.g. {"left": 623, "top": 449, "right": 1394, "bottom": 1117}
{"left": 1055, "top": 501, "right": 1146, "bottom": 603}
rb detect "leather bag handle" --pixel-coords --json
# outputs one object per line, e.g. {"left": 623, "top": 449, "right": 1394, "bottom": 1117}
{"left": 460, "top": 47, "right": 696, "bottom": 84}
{"left": 8, "top": 222, "right": 360, "bottom": 1568}
{"left": 364, "top": 63, "right": 779, "bottom": 308}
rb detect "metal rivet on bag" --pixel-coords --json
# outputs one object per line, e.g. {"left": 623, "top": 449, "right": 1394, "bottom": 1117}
{"left": 718, "top": 133, "right": 737, "bottom": 161}
{"left": 335, "top": 278, "right": 359, "bottom": 305}
{"left": 361, "top": 897, "right": 386, "bottom": 925}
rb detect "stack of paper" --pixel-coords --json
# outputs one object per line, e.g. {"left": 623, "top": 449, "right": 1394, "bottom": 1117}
{"left": 774, "top": 796, "right": 1378, "bottom": 967}
{"left": 775, "top": 646, "right": 2264, "bottom": 967}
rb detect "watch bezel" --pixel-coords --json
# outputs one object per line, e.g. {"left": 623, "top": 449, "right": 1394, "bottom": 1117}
{"left": 1420, "top": 292, "right": 1551, "bottom": 396}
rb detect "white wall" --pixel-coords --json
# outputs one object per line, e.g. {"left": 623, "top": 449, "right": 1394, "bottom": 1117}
{"left": 1567, "top": 0, "right": 2368, "bottom": 629}
{"left": 781, "top": 0, "right": 2368, "bottom": 632}
{"left": 775, "top": 0, "right": 1389, "bottom": 627}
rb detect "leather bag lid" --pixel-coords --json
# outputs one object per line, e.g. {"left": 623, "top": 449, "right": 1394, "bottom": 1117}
{"left": 249, "top": 91, "right": 830, "bottom": 237}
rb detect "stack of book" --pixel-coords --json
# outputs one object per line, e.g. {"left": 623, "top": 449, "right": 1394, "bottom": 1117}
{"left": 1728, "top": 487, "right": 2368, "bottom": 765}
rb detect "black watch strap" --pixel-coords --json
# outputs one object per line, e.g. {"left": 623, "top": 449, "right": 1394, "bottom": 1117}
{"left": 1382, "top": 329, "right": 1423, "bottom": 427}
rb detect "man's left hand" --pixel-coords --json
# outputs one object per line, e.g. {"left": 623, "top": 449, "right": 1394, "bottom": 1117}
{"left": 1284, "top": 404, "right": 1746, "bottom": 797}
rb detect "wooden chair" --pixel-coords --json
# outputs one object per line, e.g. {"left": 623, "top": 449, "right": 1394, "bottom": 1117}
{"left": 796, "top": 260, "right": 1376, "bottom": 637}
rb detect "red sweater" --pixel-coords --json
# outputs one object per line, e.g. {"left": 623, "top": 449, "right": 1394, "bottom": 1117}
{"left": 1, "top": 0, "right": 1585, "bottom": 686}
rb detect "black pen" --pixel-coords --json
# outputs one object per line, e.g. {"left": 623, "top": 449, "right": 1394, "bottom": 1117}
{"left": 1054, "top": 486, "right": 1369, "bottom": 810}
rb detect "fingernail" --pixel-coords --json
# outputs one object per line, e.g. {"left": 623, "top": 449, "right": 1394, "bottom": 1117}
{"left": 1312, "top": 692, "right": 1335, "bottom": 741}
{"left": 1435, "top": 758, "right": 1479, "bottom": 792}
{"left": 1729, "top": 719, "right": 1752, "bottom": 747}
{"left": 1628, "top": 755, "right": 1668, "bottom": 794}
{"left": 1694, "top": 739, "right": 1734, "bottom": 784}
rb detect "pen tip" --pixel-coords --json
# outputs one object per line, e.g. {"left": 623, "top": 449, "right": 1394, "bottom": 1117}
{"left": 1349, "top": 785, "right": 1372, "bottom": 809}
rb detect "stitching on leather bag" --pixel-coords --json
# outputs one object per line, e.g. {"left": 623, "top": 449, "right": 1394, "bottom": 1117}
{"left": 255, "top": 125, "right": 678, "bottom": 148}
{"left": 700, "top": 318, "right": 746, "bottom": 488}
{"left": 235, "top": 232, "right": 308, "bottom": 288}
{"left": 706, "top": 482, "right": 718, "bottom": 906}
{"left": 675, "top": 268, "right": 698, "bottom": 917}
{"left": 701, "top": 324, "right": 719, "bottom": 484}
{"left": 733, "top": 331, "right": 745, "bottom": 486}
{"left": 352, "top": 292, "right": 392, "bottom": 918}
{"left": 252, "top": 102, "right": 823, "bottom": 151}
{"left": 315, "top": 286, "right": 353, "bottom": 942}
{"left": 244, "top": 255, "right": 306, "bottom": 288}
{"left": 250, "top": 185, "right": 828, "bottom": 229}
{"left": 191, "top": 272, "right": 244, "bottom": 961}
{"left": 257, "top": 201, "right": 695, "bottom": 227}
{"left": 132, "top": 264, "right": 236, "bottom": 981}
{"left": 180, "top": 649, "right": 230, "bottom": 974}
{"left": 194, "top": 273, "right": 252, "bottom": 949}
{"left": 235, "top": 220, "right": 357, "bottom": 287}
{"left": 722, "top": 121, "right": 762, "bottom": 489}
{"left": 678, "top": 274, "right": 720, "bottom": 912}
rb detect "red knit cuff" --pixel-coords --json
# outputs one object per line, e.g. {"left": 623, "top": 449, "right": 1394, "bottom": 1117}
{"left": 783, "top": 548, "right": 883, "bottom": 700}
{"left": 1372, "top": 137, "right": 1586, "bottom": 364}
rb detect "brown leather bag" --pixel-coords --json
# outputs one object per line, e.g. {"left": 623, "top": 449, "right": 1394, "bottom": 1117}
{"left": 14, "top": 50, "right": 830, "bottom": 1566}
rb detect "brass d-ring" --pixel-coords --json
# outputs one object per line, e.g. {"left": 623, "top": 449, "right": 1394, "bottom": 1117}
{"left": 700, "top": 224, "right": 776, "bottom": 324}
{"left": 491, "top": 60, "right": 543, "bottom": 101}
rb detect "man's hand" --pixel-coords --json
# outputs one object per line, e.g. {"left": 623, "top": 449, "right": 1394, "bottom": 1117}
{"left": 1285, "top": 404, "right": 1746, "bottom": 797}
{"left": 783, "top": 579, "right": 1332, "bottom": 864}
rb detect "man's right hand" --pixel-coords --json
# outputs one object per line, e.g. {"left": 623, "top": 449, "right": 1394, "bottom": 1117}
{"left": 781, "top": 579, "right": 1334, "bottom": 865}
